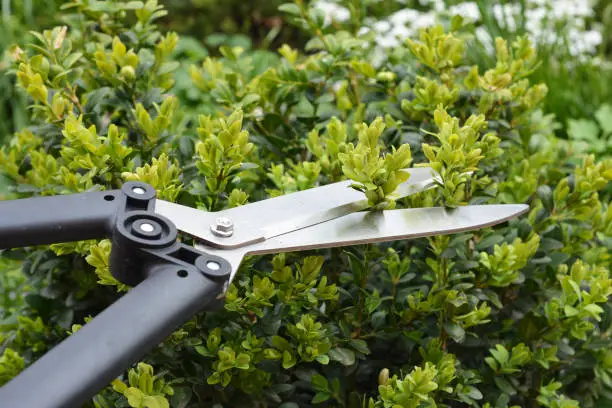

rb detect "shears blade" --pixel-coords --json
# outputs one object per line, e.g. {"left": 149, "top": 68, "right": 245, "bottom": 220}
{"left": 155, "top": 167, "right": 439, "bottom": 249}
{"left": 243, "top": 204, "right": 529, "bottom": 255}
{"left": 198, "top": 204, "right": 529, "bottom": 283}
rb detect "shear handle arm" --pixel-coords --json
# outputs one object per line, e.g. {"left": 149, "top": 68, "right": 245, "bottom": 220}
{"left": 0, "top": 182, "right": 155, "bottom": 249}
{"left": 0, "top": 262, "right": 226, "bottom": 408}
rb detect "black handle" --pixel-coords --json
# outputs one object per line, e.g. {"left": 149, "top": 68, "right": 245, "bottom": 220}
{"left": 0, "top": 182, "right": 156, "bottom": 249}
{"left": 0, "top": 262, "right": 227, "bottom": 408}
{"left": 0, "top": 182, "right": 232, "bottom": 407}
{"left": 0, "top": 190, "right": 119, "bottom": 248}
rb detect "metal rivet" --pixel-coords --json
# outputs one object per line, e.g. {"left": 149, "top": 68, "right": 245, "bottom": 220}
{"left": 132, "top": 187, "right": 146, "bottom": 195}
{"left": 210, "top": 217, "right": 234, "bottom": 237}
{"left": 206, "top": 261, "right": 221, "bottom": 271}
{"left": 140, "top": 223, "right": 154, "bottom": 232}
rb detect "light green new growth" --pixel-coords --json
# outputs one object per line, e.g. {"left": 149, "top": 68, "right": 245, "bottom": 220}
{"left": 111, "top": 362, "right": 173, "bottom": 408}
{"left": 0, "top": 349, "right": 24, "bottom": 387}
{"left": 339, "top": 117, "right": 412, "bottom": 210}
{"left": 194, "top": 109, "right": 254, "bottom": 210}
{"left": 122, "top": 153, "right": 182, "bottom": 202}
{"left": 479, "top": 235, "right": 540, "bottom": 287}
{"left": 418, "top": 106, "right": 501, "bottom": 207}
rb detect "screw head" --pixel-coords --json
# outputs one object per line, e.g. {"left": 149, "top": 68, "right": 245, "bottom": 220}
{"left": 210, "top": 217, "right": 234, "bottom": 237}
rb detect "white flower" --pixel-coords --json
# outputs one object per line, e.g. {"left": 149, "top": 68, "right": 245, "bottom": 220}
{"left": 525, "top": 6, "right": 546, "bottom": 26}
{"left": 357, "top": 26, "right": 371, "bottom": 36}
{"left": 568, "top": 29, "right": 602, "bottom": 55}
{"left": 373, "top": 20, "right": 392, "bottom": 33}
{"left": 582, "top": 30, "right": 603, "bottom": 48}
{"left": 358, "top": 0, "right": 603, "bottom": 59}
{"left": 412, "top": 11, "right": 436, "bottom": 30}
{"left": 419, "top": 0, "right": 445, "bottom": 12}
{"left": 449, "top": 2, "right": 481, "bottom": 22}
{"left": 549, "top": 0, "right": 594, "bottom": 19}
{"left": 253, "top": 107, "right": 264, "bottom": 120}
{"left": 389, "top": 9, "right": 421, "bottom": 25}
{"left": 475, "top": 26, "right": 495, "bottom": 55}
{"left": 313, "top": 0, "right": 350, "bottom": 26}
{"left": 390, "top": 24, "right": 413, "bottom": 40}
{"left": 492, "top": 3, "right": 520, "bottom": 31}
{"left": 376, "top": 34, "right": 401, "bottom": 48}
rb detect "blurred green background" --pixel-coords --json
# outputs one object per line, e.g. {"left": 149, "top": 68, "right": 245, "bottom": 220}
{"left": 1, "top": 0, "right": 612, "bottom": 146}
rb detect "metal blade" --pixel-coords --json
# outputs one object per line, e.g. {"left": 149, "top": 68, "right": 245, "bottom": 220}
{"left": 242, "top": 204, "right": 529, "bottom": 255}
{"left": 199, "top": 204, "right": 528, "bottom": 283}
{"left": 156, "top": 167, "right": 439, "bottom": 249}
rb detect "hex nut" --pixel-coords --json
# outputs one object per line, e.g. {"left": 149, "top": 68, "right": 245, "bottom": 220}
{"left": 210, "top": 217, "right": 234, "bottom": 237}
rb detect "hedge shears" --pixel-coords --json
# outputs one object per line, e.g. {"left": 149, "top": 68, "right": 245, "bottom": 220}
{"left": 0, "top": 167, "right": 527, "bottom": 408}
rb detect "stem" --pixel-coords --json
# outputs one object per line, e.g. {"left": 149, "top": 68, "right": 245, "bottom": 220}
{"left": 351, "top": 0, "right": 361, "bottom": 35}
{"left": 391, "top": 281, "right": 397, "bottom": 305}
{"left": 296, "top": 2, "right": 331, "bottom": 52}
{"left": 354, "top": 245, "right": 371, "bottom": 338}
{"left": 441, "top": 257, "right": 448, "bottom": 284}
{"left": 439, "top": 311, "right": 448, "bottom": 350}
{"left": 350, "top": 72, "right": 360, "bottom": 105}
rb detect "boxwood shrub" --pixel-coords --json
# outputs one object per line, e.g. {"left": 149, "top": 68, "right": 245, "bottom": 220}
{"left": 0, "top": 1, "right": 611, "bottom": 407}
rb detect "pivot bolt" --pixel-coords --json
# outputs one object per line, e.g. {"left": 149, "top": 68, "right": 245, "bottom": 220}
{"left": 140, "top": 223, "right": 155, "bottom": 233}
{"left": 210, "top": 217, "right": 234, "bottom": 237}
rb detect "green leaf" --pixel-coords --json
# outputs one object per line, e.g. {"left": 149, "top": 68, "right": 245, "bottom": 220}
{"left": 64, "top": 52, "right": 83, "bottom": 69}
{"left": 169, "top": 387, "right": 192, "bottom": 408}
{"left": 241, "top": 94, "right": 261, "bottom": 108}
{"left": 564, "top": 305, "right": 579, "bottom": 317}
{"left": 315, "top": 354, "right": 330, "bottom": 365}
{"left": 55, "top": 308, "right": 74, "bottom": 329}
{"left": 329, "top": 347, "right": 356, "bottom": 366}
{"left": 124, "top": 1, "right": 145, "bottom": 9}
{"left": 465, "top": 386, "right": 483, "bottom": 400}
{"left": 490, "top": 345, "right": 509, "bottom": 365}
{"left": 312, "top": 392, "right": 331, "bottom": 404}
{"left": 272, "top": 335, "right": 291, "bottom": 351}
{"left": 141, "top": 395, "right": 169, "bottom": 408}
{"left": 349, "top": 339, "right": 370, "bottom": 355}
{"left": 158, "top": 61, "right": 180, "bottom": 76}
{"left": 537, "top": 185, "right": 553, "bottom": 212}
{"left": 125, "top": 387, "right": 144, "bottom": 407}
{"left": 450, "top": 14, "right": 464, "bottom": 31}
{"left": 112, "top": 379, "right": 128, "bottom": 394}
{"left": 476, "top": 235, "right": 505, "bottom": 250}
{"left": 595, "top": 104, "right": 612, "bottom": 135}
{"left": 282, "top": 351, "right": 297, "bottom": 369}
{"left": 235, "top": 353, "right": 251, "bottom": 369}
{"left": 305, "top": 37, "right": 325, "bottom": 52}
{"left": 493, "top": 377, "right": 516, "bottom": 395}
{"left": 278, "top": 3, "right": 301, "bottom": 15}
{"left": 444, "top": 322, "right": 466, "bottom": 343}
{"left": 567, "top": 118, "right": 599, "bottom": 141}
{"left": 539, "top": 238, "right": 564, "bottom": 251}
{"left": 311, "top": 373, "right": 329, "bottom": 391}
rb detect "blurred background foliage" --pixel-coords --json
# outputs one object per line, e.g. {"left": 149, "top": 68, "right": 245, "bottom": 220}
{"left": 1, "top": 0, "right": 612, "bottom": 145}
{"left": 0, "top": 0, "right": 610, "bottom": 191}
{"left": 0, "top": 0, "right": 58, "bottom": 145}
